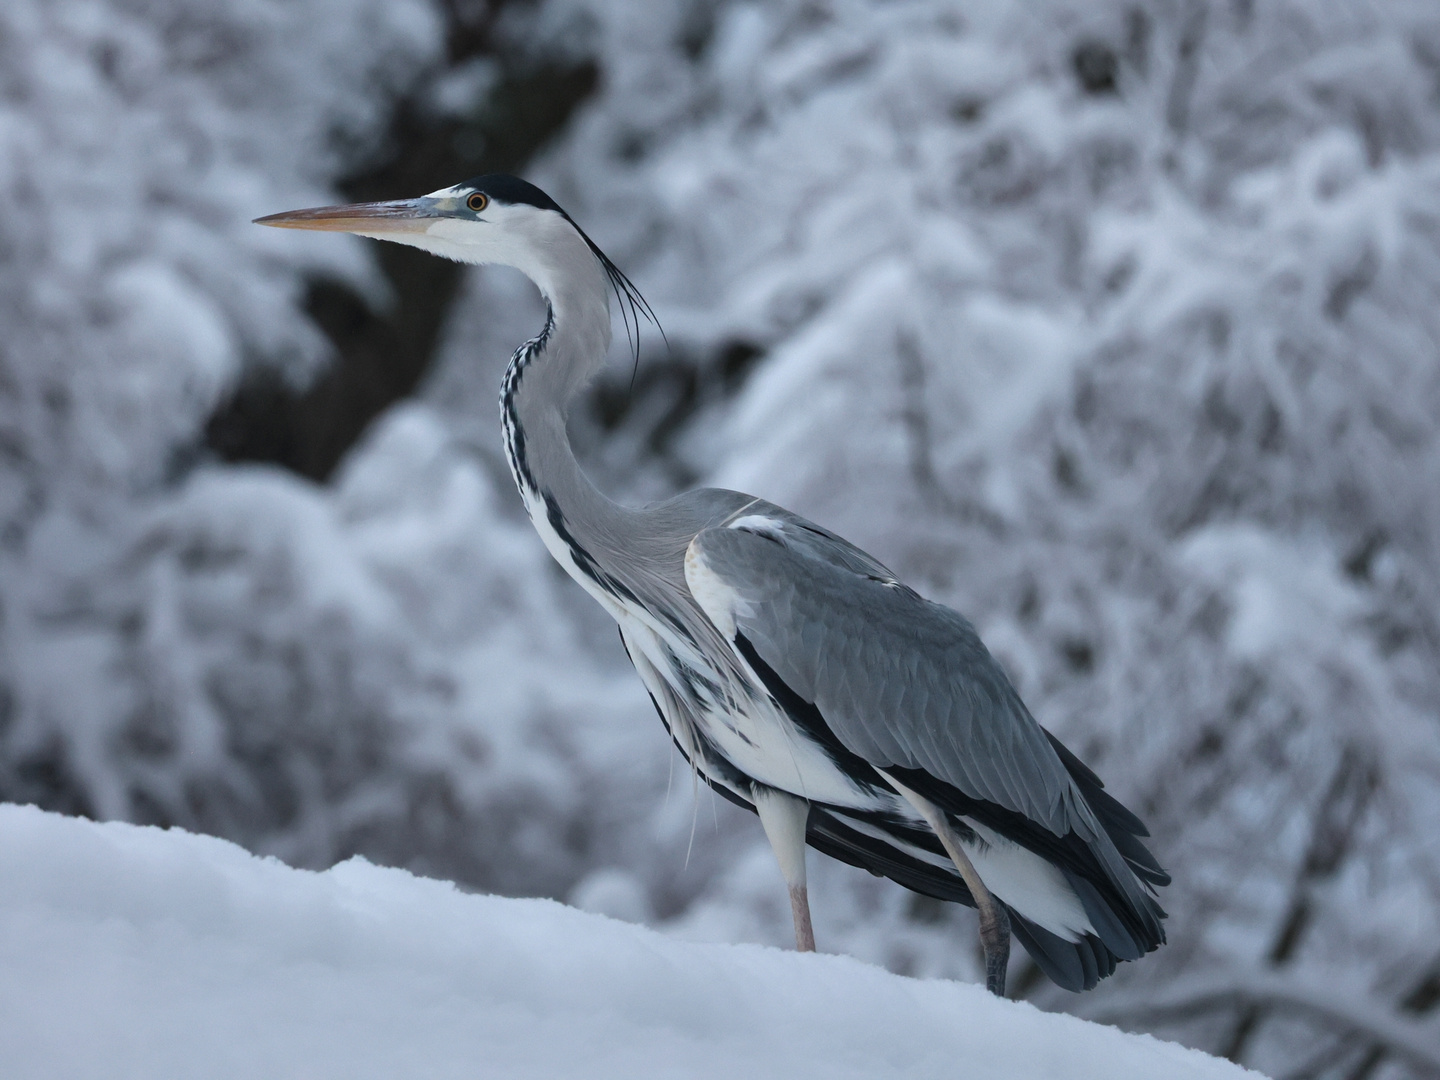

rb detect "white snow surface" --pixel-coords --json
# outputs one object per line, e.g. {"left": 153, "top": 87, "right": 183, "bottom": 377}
{"left": 0, "top": 803, "right": 1256, "bottom": 1080}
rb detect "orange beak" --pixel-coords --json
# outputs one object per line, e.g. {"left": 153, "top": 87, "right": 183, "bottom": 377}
{"left": 253, "top": 199, "right": 439, "bottom": 234}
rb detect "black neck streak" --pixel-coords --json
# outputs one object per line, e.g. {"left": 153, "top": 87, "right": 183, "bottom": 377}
{"left": 501, "top": 305, "right": 645, "bottom": 613}
{"left": 500, "top": 305, "right": 554, "bottom": 497}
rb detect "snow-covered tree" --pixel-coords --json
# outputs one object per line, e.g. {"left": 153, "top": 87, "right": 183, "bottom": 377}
{"left": 4, "top": 1, "right": 1440, "bottom": 1074}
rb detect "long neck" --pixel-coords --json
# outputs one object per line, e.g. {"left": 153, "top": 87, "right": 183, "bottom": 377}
{"left": 500, "top": 306, "right": 615, "bottom": 522}
{"left": 499, "top": 239, "right": 640, "bottom": 604}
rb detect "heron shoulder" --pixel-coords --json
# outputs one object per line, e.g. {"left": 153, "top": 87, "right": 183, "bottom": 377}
{"left": 638, "top": 486, "right": 759, "bottom": 545}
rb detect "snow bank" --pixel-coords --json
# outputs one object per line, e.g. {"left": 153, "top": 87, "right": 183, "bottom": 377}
{"left": 0, "top": 804, "right": 1256, "bottom": 1080}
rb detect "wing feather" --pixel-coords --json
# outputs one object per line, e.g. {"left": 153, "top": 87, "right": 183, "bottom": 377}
{"left": 688, "top": 519, "right": 1086, "bottom": 839}
{"left": 683, "top": 507, "right": 1167, "bottom": 968}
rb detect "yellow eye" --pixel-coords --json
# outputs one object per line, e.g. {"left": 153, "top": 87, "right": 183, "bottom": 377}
{"left": 467, "top": 192, "right": 488, "bottom": 212}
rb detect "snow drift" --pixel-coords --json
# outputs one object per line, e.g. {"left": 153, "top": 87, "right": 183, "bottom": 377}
{"left": 0, "top": 803, "right": 1255, "bottom": 1080}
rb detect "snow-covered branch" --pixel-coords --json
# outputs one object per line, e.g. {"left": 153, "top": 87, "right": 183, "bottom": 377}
{"left": 1082, "top": 971, "right": 1440, "bottom": 1076}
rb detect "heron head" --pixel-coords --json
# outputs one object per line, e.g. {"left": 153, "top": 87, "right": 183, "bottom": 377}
{"left": 257, "top": 173, "right": 658, "bottom": 360}
{"left": 254, "top": 174, "right": 587, "bottom": 270}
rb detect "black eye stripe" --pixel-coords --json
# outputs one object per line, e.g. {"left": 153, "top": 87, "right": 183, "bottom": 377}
{"left": 461, "top": 174, "right": 561, "bottom": 212}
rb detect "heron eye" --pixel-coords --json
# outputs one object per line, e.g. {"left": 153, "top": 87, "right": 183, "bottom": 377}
{"left": 466, "top": 192, "right": 489, "bottom": 212}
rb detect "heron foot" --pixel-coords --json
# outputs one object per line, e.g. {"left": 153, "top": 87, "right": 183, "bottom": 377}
{"left": 980, "top": 904, "right": 1011, "bottom": 997}
{"left": 790, "top": 883, "right": 816, "bottom": 952}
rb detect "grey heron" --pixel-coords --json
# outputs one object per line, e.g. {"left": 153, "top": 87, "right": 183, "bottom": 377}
{"left": 257, "top": 174, "right": 1167, "bottom": 996}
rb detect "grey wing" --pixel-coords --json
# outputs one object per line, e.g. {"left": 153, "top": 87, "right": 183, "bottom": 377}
{"left": 687, "top": 515, "right": 1089, "bottom": 839}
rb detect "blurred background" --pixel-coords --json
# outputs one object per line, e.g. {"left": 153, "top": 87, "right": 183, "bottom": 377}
{"left": 2, "top": 0, "right": 1439, "bottom": 1075}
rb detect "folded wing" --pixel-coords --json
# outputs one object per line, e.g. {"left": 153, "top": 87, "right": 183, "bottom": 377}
{"left": 685, "top": 510, "right": 1166, "bottom": 970}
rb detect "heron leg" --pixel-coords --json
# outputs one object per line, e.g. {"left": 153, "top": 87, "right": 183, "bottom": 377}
{"left": 979, "top": 902, "right": 1011, "bottom": 997}
{"left": 884, "top": 775, "right": 1011, "bottom": 997}
{"left": 753, "top": 785, "right": 815, "bottom": 953}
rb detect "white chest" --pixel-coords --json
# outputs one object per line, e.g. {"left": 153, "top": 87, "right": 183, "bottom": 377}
{"left": 618, "top": 615, "right": 875, "bottom": 809}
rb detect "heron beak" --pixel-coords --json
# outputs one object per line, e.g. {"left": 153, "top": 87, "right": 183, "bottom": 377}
{"left": 253, "top": 198, "right": 440, "bottom": 234}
